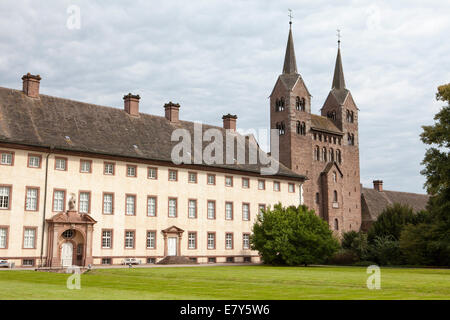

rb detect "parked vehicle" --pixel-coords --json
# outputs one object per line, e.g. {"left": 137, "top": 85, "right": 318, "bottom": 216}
{"left": 0, "top": 260, "right": 11, "bottom": 268}
{"left": 121, "top": 258, "right": 141, "bottom": 265}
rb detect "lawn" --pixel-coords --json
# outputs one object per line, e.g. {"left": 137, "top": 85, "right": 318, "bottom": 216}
{"left": 0, "top": 265, "right": 448, "bottom": 300}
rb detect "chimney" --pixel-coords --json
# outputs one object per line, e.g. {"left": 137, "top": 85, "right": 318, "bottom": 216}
{"left": 22, "top": 73, "right": 41, "bottom": 98}
{"left": 123, "top": 93, "right": 140, "bottom": 116}
{"left": 373, "top": 180, "right": 383, "bottom": 192}
{"left": 222, "top": 114, "right": 237, "bottom": 131}
{"left": 164, "top": 102, "right": 180, "bottom": 122}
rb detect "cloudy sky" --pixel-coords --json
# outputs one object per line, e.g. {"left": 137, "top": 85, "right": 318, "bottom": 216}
{"left": 0, "top": 0, "right": 449, "bottom": 193}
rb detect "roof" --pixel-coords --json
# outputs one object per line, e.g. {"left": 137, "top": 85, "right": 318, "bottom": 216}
{"left": 310, "top": 114, "right": 343, "bottom": 135}
{"left": 0, "top": 87, "right": 306, "bottom": 180}
{"left": 332, "top": 47, "right": 346, "bottom": 90}
{"left": 282, "top": 26, "right": 297, "bottom": 75}
{"left": 361, "top": 187, "right": 430, "bottom": 223}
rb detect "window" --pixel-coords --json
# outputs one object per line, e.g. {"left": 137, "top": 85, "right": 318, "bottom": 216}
{"left": 288, "top": 183, "right": 295, "bottom": 193}
{"left": 336, "top": 149, "right": 342, "bottom": 164}
{"left": 314, "top": 146, "right": 320, "bottom": 161}
{"left": 315, "top": 192, "right": 320, "bottom": 204}
{"left": 226, "top": 257, "right": 234, "bottom": 263}
{"left": 126, "top": 165, "right": 137, "bottom": 177}
{"left": 322, "top": 147, "right": 327, "bottom": 162}
{"left": 188, "top": 199, "right": 197, "bottom": 218}
{"left": 188, "top": 232, "right": 197, "bottom": 249}
{"left": 207, "top": 174, "right": 215, "bottom": 185}
{"left": 0, "top": 186, "right": 12, "bottom": 210}
{"left": 242, "top": 178, "right": 250, "bottom": 189}
{"left": 296, "top": 121, "right": 306, "bottom": 135}
{"left": 225, "top": 233, "right": 233, "bottom": 249}
{"left": 275, "top": 97, "right": 285, "bottom": 112}
{"left": 104, "top": 162, "right": 115, "bottom": 175}
{"left": 208, "top": 257, "right": 216, "bottom": 263}
{"left": 276, "top": 122, "right": 285, "bottom": 135}
{"left": 225, "top": 202, "right": 233, "bottom": 220}
{"left": 258, "top": 204, "right": 266, "bottom": 218}
{"left": 126, "top": 195, "right": 136, "bottom": 215}
{"left": 55, "top": 157, "right": 67, "bottom": 171}
{"left": 334, "top": 218, "right": 339, "bottom": 230}
{"left": 168, "top": 169, "right": 177, "bottom": 181}
{"left": 25, "top": 187, "right": 39, "bottom": 211}
{"left": 22, "top": 259, "right": 34, "bottom": 266}
{"left": 102, "top": 230, "right": 112, "bottom": 248}
{"left": 243, "top": 257, "right": 252, "bottom": 263}
{"left": 53, "top": 190, "right": 65, "bottom": 212}
{"left": 148, "top": 167, "right": 158, "bottom": 179}
{"left": 243, "top": 234, "right": 250, "bottom": 249}
{"left": 168, "top": 198, "right": 177, "bottom": 217}
{"left": 147, "top": 196, "right": 157, "bottom": 217}
{"left": 79, "top": 192, "right": 90, "bottom": 214}
{"left": 102, "top": 258, "right": 111, "bottom": 265}
{"left": 333, "top": 171, "right": 337, "bottom": 183}
{"left": 242, "top": 203, "right": 250, "bottom": 221}
{"left": 258, "top": 180, "right": 265, "bottom": 190}
{"left": 333, "top": 190, "right": 338, "bottom": 203}
{"left": 329, "top": 148, "right": 334, "bottom": 162}
{"left": 147, "top": 258, "right": 156, "bottom": 264}
{"left": 188, "top": 172, "right": 197, "bottom": 183}
{"left": 348, "top": 133, "right": 355, "bottom": 146}
{"left": 103, "top": 193, "right": 113, "bottom": 214}
{"left": 125, "top": 231, "right": 135, "bottom": 249}
{"left": 28, "top": 154, "right": 41, "bottom": 168}
{"left": 23, "top": 228, "right": 36, "bottom": 249}
{"left": 273, "top": 181, "right": 280, "bottom": 192}
{"left": 80, "top": 160, "right": 91, "bottom": 173}
{"left": 207, "top": 233, "right": 215, "bottom": 249}
{"left": 225, "top": 176, "right": 233, "bottom": 187}
{"left": 0, "top": 228, "right": 7, "bottom": 248}
{"left": 146, "top": 231, "right": 156, "bottom": 249}
{"left": 207, "top": 200, "right": 216, "bottom": 219}
{"left": 0, "top": 151, "right": 13, "bottom": 165}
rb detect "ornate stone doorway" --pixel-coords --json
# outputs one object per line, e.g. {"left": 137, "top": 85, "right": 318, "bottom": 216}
{"left": 162, "top": 226, "right": 184, "bottom": 257}
{"left": 46, "top": 209, "right": 96, "bottom": 268}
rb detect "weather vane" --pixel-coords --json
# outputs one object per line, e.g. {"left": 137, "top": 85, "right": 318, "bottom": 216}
{"left": 337, "top": 29, "right": 341, "bottom": 47}
{"left": 288, "top": 9, "right": 293, "bottom": 25}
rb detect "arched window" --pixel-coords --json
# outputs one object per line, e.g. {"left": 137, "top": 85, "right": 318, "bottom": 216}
{"left": 295, "top": 96, "right": 300, "bottom": 110}
{"left": 327, "top": 111, "right": 336, "bottom": 120}
{"left": 333, "top": 190, "right": 338, "bottom": 202}
{"left": 315, "top": 192, "right": 320, "bottom": 204}
{"left": 336, "top": 149, "right": 342, "bottom": 164}
{"left": 334, "top": 218, "right": 339, "bottom": 230}
{"left": 322, "top": 147, "right": 327, "bottom": 162}
{"left": 300, "top": 122, "right": 306, "bottom": 135}
{"left": 314, "top": 146, "right": 320, "bottom": 161}
{"left": 279, "top": 97, "right": 285, "bottom": 111}
{"left": 329, "top": 148, "right": 334, "bottom": 162}
{"left": 300, "top": 98, "right": 306, "bottom": 111}
{"left": 275, "top": 98, "right": 285, "bottom": 112}
{"left": 296, "top": 121, "right": 301, "bottom": 134}
{"left": 276, "top": 122, "right": 285, "bottom": 135}
{"left": 319, "top": 134, "right": 322, "bottom": 142}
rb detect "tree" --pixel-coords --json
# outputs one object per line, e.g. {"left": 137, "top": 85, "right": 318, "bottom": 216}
{"left": 341, "top": 230, "right": 369, "bottom": 261}
{"left": 251, "top": 204, "right": 339, "bottom": 266}
{"left": 399, "top": 83, "right": 450, "bottom": 266}
{"left": 367, "top": 203, "right": 417, "bottom": 242}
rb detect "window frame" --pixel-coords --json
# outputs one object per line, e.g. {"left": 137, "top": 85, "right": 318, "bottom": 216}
{"left": 22, "top": 227, "right": 37, "bottom": 249}
{"left": 188, "top": 199, "right": 197, "bottom": 219}
{"left": 207, "top": 232, "right": 216, "bottom": 250}
{"left": 126, "top": 164, "right": 137, "bottom": 178}
{"left": 79, "top": 159, "right": 92, "bottom": 173}
{"left": 147, "top": 167, "right": 158, "bottom": 180}
{"left": 78, "top": 191, "right": 91, "bottom": 214}
{"left": 243, "top": 233, "right": 251, "bottom": 250}
{"left": 288, "top": 183, "right": 295, "bottom": 193}
{"left": 225, "top": 176, "right": 233, "bottom": 187}
{"left": 103, "top": 162, "right": 115, "bottom": 175}
{"left": 168, "top": 169, "right": 178, "bottom": 181}
{"left": 225, "top": 232, "right": 234, "bottom": 250}
{"left": 125, "top": 194, "right": 137, "bottom": 216}
{"left": 225, "top": 201, "right": 233, "bottom": 220}
{"left": 0, "top": 150, "right": 14, "bottom": 166}
{"left": 25, "top": 186, "right": 40, "bottom": 212}
{"left": 146, "top": 230, "right": 157, "bottom": 249}
{"left": 207, "top": 200, "right": 216, "bottom": 220}
{"left": 101, "top": 229, "right": 113, "bottom": 249}
{"left": 0, "top": 226, "right": 9, "bottom": 249}
{"left": 188, "top": 171, "right": 198, "bottom": 184}
{"left": 102, "top": 192, "right": 114, "bottom": 215}
{"left": 54, "top": 157, "right": 68, "bottom": 171}
{"left": 0, "top": 185, "right": 12, "bottom": 211}
{"left": 168, "top": 197, "right": 178, "bottom": 218}
{"left": 207, "top": 174, "right": 216, "bottom": 185}
{"left": 242, "top": 177, "right": 250, "bottom": 189}
{"left": 273, "top": 181, "right": 281, "bottom": 192}
{"left": 187, "top": 231, "right": 197, "bottom": 250}
{"left": 242, "top": 202, "right": 250, "bottom": 221}
{"left": 52, "top": 188, "right": 66, "bottom": 212}
{"left": 258, "top": 179, "right": 266, "bottom": 190}
{"left": 147, "top": 195, "right": 157, "bottom": 217}
{"left": 124, "top": 230, "right": 136, "bottom": 249}
{"left": 27, "top": 153, "right": 42, "bottom": 169}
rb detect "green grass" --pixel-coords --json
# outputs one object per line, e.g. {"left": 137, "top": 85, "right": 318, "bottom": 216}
{"left": 0, "top": 265, "right": 449, "bottom": 300}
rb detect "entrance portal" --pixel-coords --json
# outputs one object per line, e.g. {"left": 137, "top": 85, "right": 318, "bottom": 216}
{"left": 168, "top": 237, "right": 177, "bottom": 256}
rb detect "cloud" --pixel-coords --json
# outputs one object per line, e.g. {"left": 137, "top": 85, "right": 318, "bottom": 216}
{"left": 0, "top": 0, "right": 449, "bottom": 194}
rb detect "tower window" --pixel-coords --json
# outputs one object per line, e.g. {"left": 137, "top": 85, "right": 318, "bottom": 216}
{"left": 327, "top": 111, "right": 336, "bottom": 120}
{"left": 334, "top": 218, "right": 339, "bottom": 230}
{"left": 275, "top": 97, "right": 285, "bottom": 112}
{"left": 295, "top": 97, "right": 306, "bottom": 111}
{"left": 315, "top": 192, "right": 320, "bottom": 204}
{"left": 276, "top": 122, "right": 285, "bottom": 135}
{"left": 333, "top": 190, "right": 338, "bottom": 203}
{"left": 296, "top": 121, "right": 306, "bottom": 135}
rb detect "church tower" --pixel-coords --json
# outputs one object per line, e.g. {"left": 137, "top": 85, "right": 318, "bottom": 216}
{"left": 270, "top": 23, "right": 361, "bottom": 232}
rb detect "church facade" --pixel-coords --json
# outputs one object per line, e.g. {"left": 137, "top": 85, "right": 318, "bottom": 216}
{"left": 0, "top": 24, "right": 371, "bottom": 268}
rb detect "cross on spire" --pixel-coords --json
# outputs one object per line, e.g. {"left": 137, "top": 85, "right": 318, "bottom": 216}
{"left": 336, "top": 29, "right": 341, "bottom": 48}
{"left": 288, "top": 9, "right": 293, "bottom": 26}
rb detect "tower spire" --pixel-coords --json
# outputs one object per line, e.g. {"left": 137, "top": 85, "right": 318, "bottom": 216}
{"left": 332, "top": 31, "right": 346, "bottom": 90}
{"left": 282, "top": 9, "right": 298, "bottom": 75}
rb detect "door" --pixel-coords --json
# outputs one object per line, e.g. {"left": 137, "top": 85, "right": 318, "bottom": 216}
{"left": 61, "top": 242, "right": 73, "bottom": 267}
{"left": 168, "top": 237, "right": 177, "bottom": 256}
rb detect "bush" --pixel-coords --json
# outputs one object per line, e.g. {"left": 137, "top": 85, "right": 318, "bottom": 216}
{"left": 251, "top": 204, "right": 340, "bottom": 266}
{"left": 368, "top": 235, "right": 403, "bottom": 266}
{"left": 328, "top": 249, "right": 358, "bottom": 265}
{"left": 341, "top": 230, "right": 369, "bottom": 261}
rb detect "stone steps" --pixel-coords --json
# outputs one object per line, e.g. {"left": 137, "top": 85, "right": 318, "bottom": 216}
{"left": 157, "top": 256, "right": 197, "bottom": 265}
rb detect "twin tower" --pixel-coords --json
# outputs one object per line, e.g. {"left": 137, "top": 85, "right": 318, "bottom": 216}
{"left": 270, "top": 24, "right": 361, "bottom": 232}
